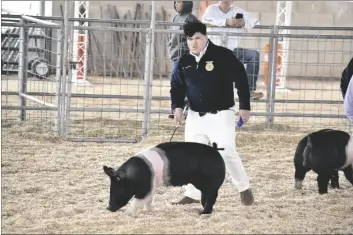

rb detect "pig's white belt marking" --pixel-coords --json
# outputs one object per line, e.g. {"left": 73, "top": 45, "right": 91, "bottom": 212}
{"left": 136, "top": 147, "right": 170, "bottom": 188}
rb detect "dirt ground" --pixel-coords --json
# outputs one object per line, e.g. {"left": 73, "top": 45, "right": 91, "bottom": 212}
{"left": 1, "top": 121, "right": 353, "bottom": 234}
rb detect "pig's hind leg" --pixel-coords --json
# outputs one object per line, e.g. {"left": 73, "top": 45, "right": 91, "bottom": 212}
{"left": 199, "top": 175, "right": 223, "bottom": 215}
{"left": 317, "top": 173, "right": 331, "bottom": 194}
{"left": 200, "top": 190, "right": 219, "bottom": 215}
{"left": 330, "top": 170, "right": 340, "bottom": 189}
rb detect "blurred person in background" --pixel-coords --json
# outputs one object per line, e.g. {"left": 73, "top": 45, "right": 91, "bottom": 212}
{"left": 168, "top": 1, "right": 198, "bottom": 118}
{"left": 201, "top": 0, "right": 263, "bottom": 100}
{"left": 340, "top": 57, "right": 353, "bottom": 98}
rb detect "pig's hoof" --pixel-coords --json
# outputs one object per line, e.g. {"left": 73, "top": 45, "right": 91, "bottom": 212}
{"left": 199, "top": 212, "right": 212, "bottom": 219}
{"left": 126, "top": 211, "right": 138, "bottom": 218}
{"left": 199, "top": 210, "right": 212, "bottom": 215}
{"left": 199, "top": 213, "right": 211, "bottom": 219}
{"left": 106, "top": 206, "right": 118, "bottom": 212}
{"left": 144, "top": 208, "right": 153, "bottom": 214}
{"left": 294, "top": 180, "right": 303, "bottom": 189}
{"left": 125, "top": 209, "right": 136, "bottom": 216}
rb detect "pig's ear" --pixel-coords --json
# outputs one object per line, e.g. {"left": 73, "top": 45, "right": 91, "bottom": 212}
{"left": 103, "top": 165, "right": 114, "bottom": 177}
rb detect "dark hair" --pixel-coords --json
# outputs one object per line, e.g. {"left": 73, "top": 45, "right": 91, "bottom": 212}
{"left": 174, "top": 1, "right": 193, "bottom": 14}
{"left": 183, "top": 21, "right": 206, "bottom": 38}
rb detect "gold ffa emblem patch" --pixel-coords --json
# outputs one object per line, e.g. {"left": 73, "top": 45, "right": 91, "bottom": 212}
{"left": 205, "top": 61, "right": 214, "bottom": 71}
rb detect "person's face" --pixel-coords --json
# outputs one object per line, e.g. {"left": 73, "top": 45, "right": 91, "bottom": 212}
{"left": 187, "top": 32, "right": 208, "bottom": 55}
{"left": 175, "top": 1, "right": 183, "bottom": 12}
{"left": 219, "top": 0, "right": 232, "bottom": 8}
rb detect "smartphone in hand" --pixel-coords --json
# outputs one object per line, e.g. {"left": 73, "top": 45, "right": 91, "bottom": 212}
{"left": 235, "top": 13, "right": 243, "bottom": 19}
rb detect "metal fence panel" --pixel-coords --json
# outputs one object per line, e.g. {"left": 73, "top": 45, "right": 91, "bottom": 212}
{"left": 64, "top": 24, "right": 151, "bottom": 142}
{"left": 1, "top": 15, "right": 64, "bottom": 136}
{"left": 268, "top": 28, "right": 353, "bottom": 132}
{"left": 2, "top": 14, "right": 353, "bottom": 141}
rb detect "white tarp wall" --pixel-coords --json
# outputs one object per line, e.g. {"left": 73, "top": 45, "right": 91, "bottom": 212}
{"left": 1, "top": 1, "right": 52, "bottom": 16}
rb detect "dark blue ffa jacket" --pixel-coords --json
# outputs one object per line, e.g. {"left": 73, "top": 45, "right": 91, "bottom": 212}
{"left": 170, "top": 40, "right": 251, "bottom": 113}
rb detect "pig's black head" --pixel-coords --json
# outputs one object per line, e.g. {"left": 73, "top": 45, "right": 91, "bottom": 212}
{"left": 103, "top": 165, "right": 134, "bottom": 212}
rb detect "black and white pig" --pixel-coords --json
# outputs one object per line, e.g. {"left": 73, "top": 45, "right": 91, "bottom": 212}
{"left": 103, "top": 141, "right": 226, "bottom": 215}
{"left": 294, "top": 128, "right": 353, "bottom": 194}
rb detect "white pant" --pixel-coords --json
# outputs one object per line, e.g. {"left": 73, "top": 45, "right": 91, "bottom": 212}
{"left": 183, "top": 107, "right": 250, "bottom": 200}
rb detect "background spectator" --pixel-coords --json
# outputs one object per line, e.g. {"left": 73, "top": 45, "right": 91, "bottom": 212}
{"left": 201, "top": 0, "right": 263, "bottom": 100}
{"left": 167, "top": 1, "right": 198, "bottom": 117}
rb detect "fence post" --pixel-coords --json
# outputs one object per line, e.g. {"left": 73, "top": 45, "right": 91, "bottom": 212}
{"left": 269, "top": 26, "right": 279, "bottom": 126}
{"left": 265, "top": 27, "right": 274, "bottom": 127}
{"left": 18, "top": 17, "right": 28, "bottom": 121}
{"left": 55, "top": 27, "right": 63, "bottom": 135}
{"left": 266, "top": 25, "right": 279, "bottom": 128}
{"left": 221, "top": 31, "right": 227, "bottom": 47}
{"left": 142, "top": 1, "right": 156, "bottom": 138}
{"left": 60, "top": 0, "right": 69, "bottom": 137}
{"left": 65, "top": 24, "right": 74, "bottom": 138}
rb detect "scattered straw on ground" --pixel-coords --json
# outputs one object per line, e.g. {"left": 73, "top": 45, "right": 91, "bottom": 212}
{"left": 1, "top": 123, "right": 352, "bottom": 234}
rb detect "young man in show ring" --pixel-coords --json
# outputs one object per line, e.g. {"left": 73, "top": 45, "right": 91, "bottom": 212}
{"left": 170, "top": 21, "right": 254, "bottom": 206}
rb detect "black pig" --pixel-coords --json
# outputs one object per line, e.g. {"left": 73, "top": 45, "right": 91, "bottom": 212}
{"left": 103, "top": 141, "right": 226, "bottom": 215}
{"left": 294, "top": 129, "right": 353, "bottom": 194}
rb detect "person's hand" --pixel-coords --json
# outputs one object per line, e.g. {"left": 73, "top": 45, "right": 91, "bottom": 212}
{"left": 234, "top": 18, "right": 245, "bottom": 28}
{"left": 239, "top": 109, "right": 250, "bottom": 124}
{"left": 173, "top": 108, "right": 184, "bottom": 126}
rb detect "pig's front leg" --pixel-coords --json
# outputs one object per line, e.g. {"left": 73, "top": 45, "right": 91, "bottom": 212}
{"left": 126, "top": 197, "right": 144, "bottom": 215}
{"left": 145, "top": 184, "right": 156, "bottom": 213}
{"left": 144, "top": 190, "right": 155, "bottom": 213}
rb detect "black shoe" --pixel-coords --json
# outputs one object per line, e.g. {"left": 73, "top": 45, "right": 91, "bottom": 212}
{"left": 240, "top": 188, "right": 254, "bottom": 206}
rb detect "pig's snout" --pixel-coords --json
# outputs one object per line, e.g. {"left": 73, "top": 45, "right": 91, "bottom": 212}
{"left": 106, "top": 205, "right": 118, "bottom": 212}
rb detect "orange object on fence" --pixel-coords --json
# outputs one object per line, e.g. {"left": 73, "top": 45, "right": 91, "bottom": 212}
{"left": 263, "top": 43, "right": 282, "bottom": 86}
{"left": 77, "top": 34, "right": 85, "bottom": 81}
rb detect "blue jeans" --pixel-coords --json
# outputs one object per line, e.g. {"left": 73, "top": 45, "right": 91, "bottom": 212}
{"left": 169, "top": 61, "right": 178, "bottom": 81}
{"left": 169, "top": 61, "right": 178, "bottom": 112}
{"left": 233, "top": 48, "right": 260, "bottom": 91}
